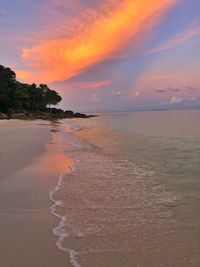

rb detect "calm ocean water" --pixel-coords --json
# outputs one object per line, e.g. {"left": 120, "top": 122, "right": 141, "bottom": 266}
{"left": 51, "top": 110, "right": 200, "bottom": 267}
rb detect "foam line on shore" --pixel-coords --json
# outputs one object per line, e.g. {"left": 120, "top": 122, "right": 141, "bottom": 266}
{"left": 49, "top": 165, "right": 82, "bottom": 267}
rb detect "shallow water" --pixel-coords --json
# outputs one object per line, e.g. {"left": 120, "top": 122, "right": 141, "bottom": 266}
{"left": 51, "top": 110, "right": 200, "bottom": 267}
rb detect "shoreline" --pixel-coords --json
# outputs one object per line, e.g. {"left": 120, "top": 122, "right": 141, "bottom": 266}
{"left": 0, "top": 119, "right": 74, "bottom": 267}
{"left": 49, "top": 172, "right": 82, "bottom": 267}
{"left": 0, "top": 111, "right": 97, "bottom": 121}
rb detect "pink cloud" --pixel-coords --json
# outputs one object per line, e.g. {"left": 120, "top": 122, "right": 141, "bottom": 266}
{"left": 147, "top": 21, "right": 200, "bottom": 54}
{"left": 62, "top": 80, "right": 111, "bottom": 90}
{"left": 169, "top": 96, "right": 182, "bottom": 104}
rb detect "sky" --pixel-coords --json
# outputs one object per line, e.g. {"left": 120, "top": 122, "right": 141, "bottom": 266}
{"left": 0, "top": 0, "right": 200, "bottom": 112}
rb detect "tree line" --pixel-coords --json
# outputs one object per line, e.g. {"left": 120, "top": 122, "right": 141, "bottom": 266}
{"left": 0, "top": 65, "right": 62, "bottom": 113}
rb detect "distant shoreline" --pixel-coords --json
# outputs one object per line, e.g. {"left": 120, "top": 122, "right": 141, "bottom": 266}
{"left": 0, "top": 111, "right": 97, "bottom": 120}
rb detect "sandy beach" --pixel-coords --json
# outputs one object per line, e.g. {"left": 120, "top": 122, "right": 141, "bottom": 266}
{"left": 0, "top": 119, "right": 73, "bottom": 267}
{"left": 0, "top": 112, "right": 200, "bottom": 267}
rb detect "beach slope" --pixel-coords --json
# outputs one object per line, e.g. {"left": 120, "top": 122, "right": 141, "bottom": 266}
{"left": 0, "top": 120, "right": 72, "bottom": 267}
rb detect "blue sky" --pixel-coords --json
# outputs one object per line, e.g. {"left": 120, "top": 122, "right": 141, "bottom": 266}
{"left": 0, "top": 0, "right": 200, "bottom": 112}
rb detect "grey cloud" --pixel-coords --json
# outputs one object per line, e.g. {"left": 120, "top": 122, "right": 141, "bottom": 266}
{"left": 187, "top": 86, "right": 199, "bottom": 91}
{"left": 0, "top": 8, "right": 11, "bottom": 16}
{"left": 155, "top": 87, "right": 180, "bottom": 93}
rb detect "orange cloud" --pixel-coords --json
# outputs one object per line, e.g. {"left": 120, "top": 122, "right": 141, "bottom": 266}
{"left": 18, "top": 0, "right": 177, "bottom": 83}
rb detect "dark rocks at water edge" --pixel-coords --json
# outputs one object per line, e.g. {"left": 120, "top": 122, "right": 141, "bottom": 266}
{"left": 0, "top": 112, "right": 9, "bottom": 119}
{"left": 0, "top": 109, "right": 97, "bottom": 120}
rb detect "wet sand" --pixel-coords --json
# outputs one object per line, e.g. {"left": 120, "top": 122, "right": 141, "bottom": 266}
{"left": 0, "top": 120, "right": 73, "bottom": 267}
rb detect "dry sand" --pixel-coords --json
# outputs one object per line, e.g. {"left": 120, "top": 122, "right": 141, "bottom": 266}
{"left": 0, "top": 119, "right": 73, "bottom": 267}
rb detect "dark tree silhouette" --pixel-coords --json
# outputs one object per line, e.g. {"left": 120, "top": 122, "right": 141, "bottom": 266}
{"left": 0, "top": 65, "right": 17, "bottom": 112}
{"left": 39, "top": 84, "right": 62, "bottom": 108}
{"left": 0, "top": 65, "right": 62, "bottom": 113}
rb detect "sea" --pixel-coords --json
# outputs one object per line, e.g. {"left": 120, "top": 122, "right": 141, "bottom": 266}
{"left": 49, "top": 109, "right": 200, "bottom": 267}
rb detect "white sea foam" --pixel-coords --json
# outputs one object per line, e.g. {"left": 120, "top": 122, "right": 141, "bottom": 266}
{"left": 46, "top": 112, "right": 200, "bottom": 267}
{"left": 49, "top": 166, "right": 82, "bottom": 267}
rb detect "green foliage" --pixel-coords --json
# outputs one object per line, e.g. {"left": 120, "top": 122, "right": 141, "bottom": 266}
{"left": 0, "top": 65, "right": 17, "bottom": 112}
{"left": 0, "top": 65, "right": 62, "bottom": 113}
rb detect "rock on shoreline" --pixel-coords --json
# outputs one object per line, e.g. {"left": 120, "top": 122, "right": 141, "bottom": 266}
{"left": 0, "top": 113, "right": 9, "bottom": 119}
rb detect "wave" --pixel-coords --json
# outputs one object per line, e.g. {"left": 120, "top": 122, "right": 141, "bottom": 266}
{"left": 48, "top": 119, "right": 180, "bottom": 267}
{"left": 49, "top": 167, "right": 83, "bottom": 267}
{"left": 49, "top": 122, "right": 83, "bottom": 267}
